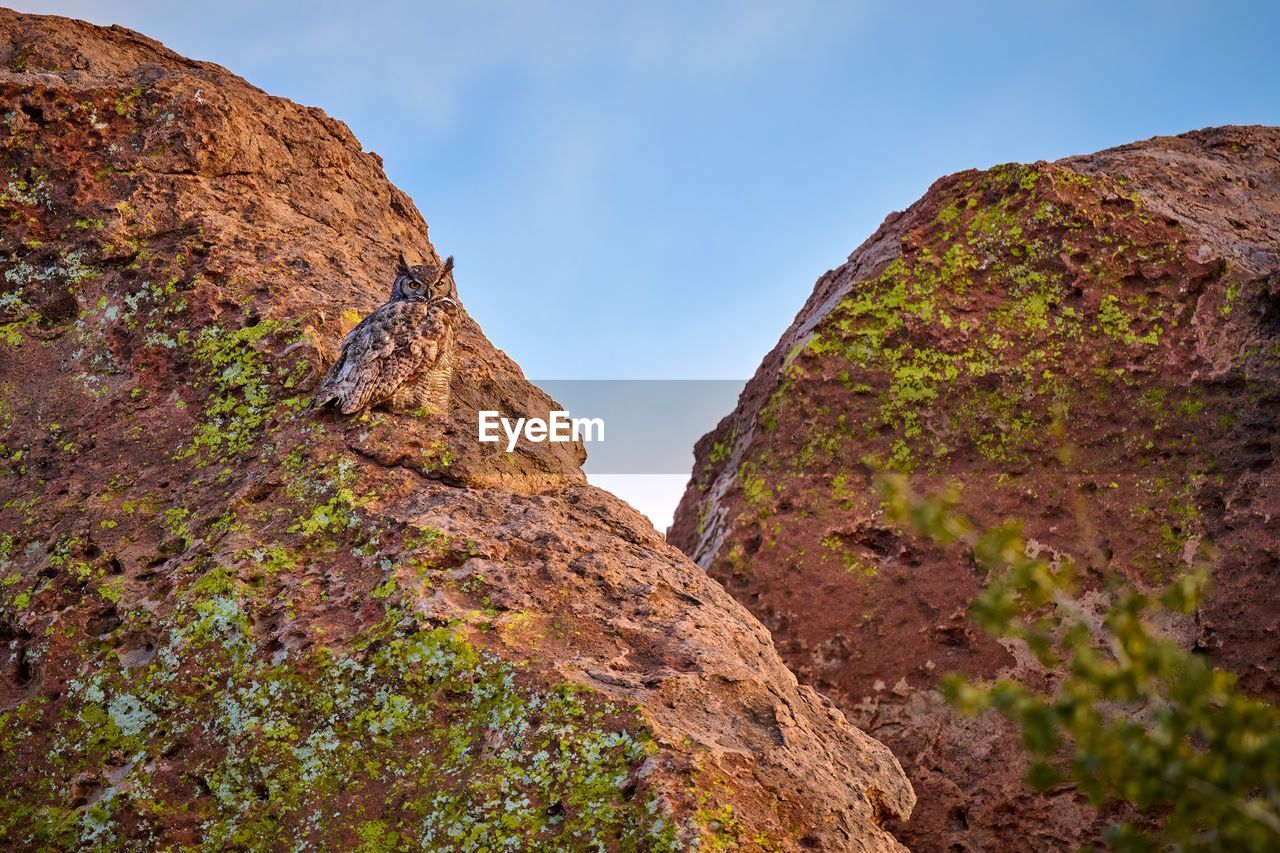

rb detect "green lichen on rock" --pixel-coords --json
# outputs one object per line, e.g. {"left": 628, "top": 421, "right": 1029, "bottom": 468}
{"left": 2, "top": 573, "right": 678, "bottom": 850}
{"left": 721, "top": 160, "right": 1242, "bottom": 574}
{"left": 281, "top": 446, "right": 374, "bottom": 547}
{"left": 176, "top": 319, "right": 307, "bottom": 463}
{"left": 798, "top": 165, "right": 1183, "bottom": 470}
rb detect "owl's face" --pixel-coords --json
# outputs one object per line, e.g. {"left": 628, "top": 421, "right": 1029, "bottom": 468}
{"left": 391, "top": 254, "right": 456, "bottom": 302}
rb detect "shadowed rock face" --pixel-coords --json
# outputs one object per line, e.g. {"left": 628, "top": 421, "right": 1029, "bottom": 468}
{"left": 0, "top": 10, "right": 913, "bottom": 850}
{"left": 671, "top": 126, "right": 1280, "bottom": 849}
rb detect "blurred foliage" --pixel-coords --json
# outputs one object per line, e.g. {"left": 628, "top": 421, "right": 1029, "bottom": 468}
{"left": 876, "top": 472, "right": 1280, "bottom": 851}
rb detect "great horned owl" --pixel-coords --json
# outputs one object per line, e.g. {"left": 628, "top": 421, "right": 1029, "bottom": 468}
{"left": 314, "top": 253, "right": 460, "bottom": 416}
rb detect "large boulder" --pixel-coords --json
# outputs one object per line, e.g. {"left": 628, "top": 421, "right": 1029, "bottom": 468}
{"left": 671, "top": 125, "right": 1280, "bottom": 849}
{"left": 0, "top": 10, "right": 913, "bottom": 850}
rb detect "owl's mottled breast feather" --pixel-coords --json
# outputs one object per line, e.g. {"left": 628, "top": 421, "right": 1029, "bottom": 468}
{"left": 314, "top": 299, "right": 448, "bottom": 414}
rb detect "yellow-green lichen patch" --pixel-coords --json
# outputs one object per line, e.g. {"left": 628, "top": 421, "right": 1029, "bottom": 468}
{"left": 283, "top": 448, "right": 370, "bottom": 541}
{"left": 717, "top": 159, "right": 1244, "bottom": 583}
{"left": 2, "top": 575, "right": 681, "bottom": 850}
{"left": 819, "top": 534, "right": 877, "bottom": 579}
{"left": 172, "top": 318, "right": 311, "bottom": 465}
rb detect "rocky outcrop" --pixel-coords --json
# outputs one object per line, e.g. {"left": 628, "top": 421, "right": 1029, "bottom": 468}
{"left": 0, "top": 10, "right": 913, "bottom": 849}
{"left": 671, "top": 126, "right": 1280, "bottom": 849}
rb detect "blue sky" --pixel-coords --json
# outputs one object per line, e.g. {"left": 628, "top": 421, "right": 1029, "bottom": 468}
{"left": 21, "top": 1, "right": 1280, "bottom": 525}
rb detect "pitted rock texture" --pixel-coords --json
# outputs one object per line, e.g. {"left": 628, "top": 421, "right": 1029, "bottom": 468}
{"left": 0, "top": 10, "right": 913, "bottom": 850}
{"left": 671, "top": 126, "right": 1280, "bottom": 850}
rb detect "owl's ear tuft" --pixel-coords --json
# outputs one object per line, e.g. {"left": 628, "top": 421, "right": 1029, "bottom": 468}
{"left": 396, "top": 253, "right": 413, "bottom": 277}
{"left": 437, "top": 256, "right": 454, "bottom": 284}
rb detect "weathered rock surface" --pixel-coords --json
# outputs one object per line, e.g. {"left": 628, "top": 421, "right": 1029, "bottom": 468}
{"left": 0, "top": 10, "right": 913, "bottom": 850}
{"left": 671, "top": 126, "right": 1280, "bottom": 849}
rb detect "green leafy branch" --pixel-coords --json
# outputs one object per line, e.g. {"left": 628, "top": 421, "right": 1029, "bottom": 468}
{"left": 876, "top": 472, "right": 1280, "bottom": 851}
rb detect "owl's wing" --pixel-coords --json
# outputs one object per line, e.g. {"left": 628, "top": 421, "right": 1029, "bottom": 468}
{"left": 315, "top": 300, "right": 441, "bottom": 414}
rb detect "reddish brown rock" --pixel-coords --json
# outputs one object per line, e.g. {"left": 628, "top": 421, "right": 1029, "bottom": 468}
{"left": 671, "top": 126, "right": 1280, "bottom": 849}
{"left": 0, "top": 10, "right": 912, "bottom": 850}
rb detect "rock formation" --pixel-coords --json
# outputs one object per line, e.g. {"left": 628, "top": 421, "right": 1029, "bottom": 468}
{"left": 671, "top": 126, "right": 1279, "bottom": 848}
{"left": 0, "top": 10, "right": 914, "bottom": 849}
